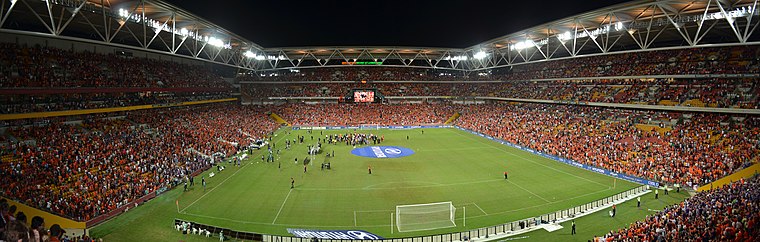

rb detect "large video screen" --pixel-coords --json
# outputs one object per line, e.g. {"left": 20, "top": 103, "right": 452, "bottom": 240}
{"left": 353, "top": 91, "right": 375, "bottom": 103}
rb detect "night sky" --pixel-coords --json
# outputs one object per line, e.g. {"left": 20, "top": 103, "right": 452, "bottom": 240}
{"left": 165, "top": 0, "right": 631, "bottom": 48}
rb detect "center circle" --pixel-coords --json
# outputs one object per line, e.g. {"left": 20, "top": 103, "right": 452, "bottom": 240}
{"left": 351, "top": 146, "right": 415, "bottom": 158}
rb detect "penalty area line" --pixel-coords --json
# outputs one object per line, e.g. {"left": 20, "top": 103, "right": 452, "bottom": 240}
{"left": 473, "top": 203, "right": 488, "bottom": 215}
{"left": 272, "top": 189, "right": 293, "bottom": 224}
{"left": 507, "top": 180, "right": 550, "bottom": 203}
{"left": 461, "top": 202, "right": 488, "bottom": 215}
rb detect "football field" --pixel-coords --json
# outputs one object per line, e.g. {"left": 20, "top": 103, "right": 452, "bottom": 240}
{"left": 90, "top": 127, "right": 667, "bottom": 241}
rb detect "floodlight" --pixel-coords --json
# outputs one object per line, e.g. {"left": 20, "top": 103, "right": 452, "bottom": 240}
{"left": 473, "top": 51, "right": 487, "bottom": 60}
{"left": 244, "top": 50, "right": 255, "bottom": 58}
{"left": 208, "top": 37, "right": 224, "bottom": 47}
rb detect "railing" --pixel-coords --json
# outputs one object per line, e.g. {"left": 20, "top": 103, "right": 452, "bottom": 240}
{"left": 176, "top": 185, "right": 649, "bottom": 242}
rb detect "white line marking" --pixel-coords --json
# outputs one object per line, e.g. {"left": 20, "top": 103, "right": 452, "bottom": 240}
{"left": 180, "top": 130, "right": 290, "bottom": 213}
{"left": 182, "top": 211, "right": 364, "bottom": 228}
{"left": 418, "top": 146, "right": 492, "bottom": 152}
{"left": 298, "top": 179, "right": 502, "bottom": 191}
{"left": 272, "top": 189, "right": 293, "bottom": 224}
{"left": 472, "top": 203, "right": 488, "bottom": 215}
{"left": 507, "top": 180, "right": 550, "bottom": 202}
{"left": 465, "top": 187, "right": 613, "bottom": 220}
{"left": 354, "top": 211, "right": 357, "bottom": 227}
{"left": 362, "top": 181, "right": 442, "bottom": 190}
{"left": 179, "top": 188, "right": 613, "bottom": 228}
{"left": 354, "top": 209, "right": 395, "bottom": 213}
{"left": 180, "top": 165, "right": 247, "bottom": 213}
{"left": 447, "top": 128, "right": 610, "bottom": 188}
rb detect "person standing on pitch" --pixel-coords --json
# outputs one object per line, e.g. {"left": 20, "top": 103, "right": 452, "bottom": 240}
{"left": 655, "top": 188, "right": 659, "bottom": 199}
{"left": 291, "top": 177, "right": 295, "bottom": 189}
{"left": 571, "top": 220, "right": 576, "bottom": 235}
{"left": 504, "top": 171, "right": 508, "bottom": 180}
{"left": 368, "top": 165, "right": 372, "bottom": 174}
{"left": 202, "top": 176, "right": 206, "bottom": 192}
{"left": 637, "top": 196, "right": 641, "bottom": 208}
{"left": 612, "top": 204, "right": 616, "bottom": 217}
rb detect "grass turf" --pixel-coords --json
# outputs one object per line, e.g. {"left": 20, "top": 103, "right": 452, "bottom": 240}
{"left": 89, "top": 127, "right": 688, "bottom": 241}
{"left": 510, "top": 189, "right": 690, "bottom": 241}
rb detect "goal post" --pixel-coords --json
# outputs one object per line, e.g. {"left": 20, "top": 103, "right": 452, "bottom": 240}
{"left": 395, "top": 201, "right": 456, "bottom": 232}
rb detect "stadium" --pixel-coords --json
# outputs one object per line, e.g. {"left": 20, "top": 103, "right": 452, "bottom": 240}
{"left": 0, "top": 0, "right": 759, "bottom": 241}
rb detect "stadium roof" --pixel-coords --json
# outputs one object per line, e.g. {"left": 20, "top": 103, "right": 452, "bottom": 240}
{"left": 0, "top": 0, "right": 757, "bottom": 71}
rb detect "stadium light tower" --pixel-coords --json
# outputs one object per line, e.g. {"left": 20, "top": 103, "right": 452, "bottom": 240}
{"left": 473, "top": 51, "right": 487, "bottom": 60}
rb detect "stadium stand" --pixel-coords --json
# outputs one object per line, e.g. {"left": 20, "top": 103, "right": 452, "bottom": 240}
{"left": 0, "top": 104, "right": 277, "bottom": 221}
{"left": 0, "top": 92, "right": 231, "bottom": 114}
{"left": 242, "top": 79, "right": 760, "bottom": 109}
{"left": 241, "top": 46, "right": 760, "bottom": 82}
{"left": 454, "top": 103, "right": 758, "bottom": 187}
{"left": 272, "top": 103, "right": 455, "bottom": 126}
{"left": 0, "top": 43, "right": 231, "bottom": 88}
{"left": 594, "top": 175, "right": 759, "bottom": 241}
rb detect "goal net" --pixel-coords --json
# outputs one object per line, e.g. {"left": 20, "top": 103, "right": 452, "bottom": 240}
{"left": 395, "top": 201, "right": 456, "bottom": 232}
{"left": 360, "top": 124, "right": 380, "bottom": 130}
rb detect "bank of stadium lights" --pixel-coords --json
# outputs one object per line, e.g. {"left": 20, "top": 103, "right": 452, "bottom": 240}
{"left": 443, "top": 55, "right": 468, "bottom": 61}
{"left": 510, "top": 40, "right": 537, "bottom": 51}
{"left": 243, "top": 51, "right": 287, "bottom": 61}
{"left": 515, "top": 22, "right": 624, "bottom": 51}
{"left": 117, "top": 8, "right": 231, "bottom": 49}
{"left": 473, "top": 51, "right": 488, "bottom": 60}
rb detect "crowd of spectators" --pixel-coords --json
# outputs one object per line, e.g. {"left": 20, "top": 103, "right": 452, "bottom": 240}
{"left": 271, "top": 103, "right": 455, "bottom": 126}
{"left": 240, "top": 46, "right": 759, "bottom": 83}
{"left": 595, "top": 176, "right": 759, "bottom": 241}
{"left": 0, "top": 43, "right": 232, "bottom": 88}
{"left": 0, "top": 103, "right": 278, "bottom": 221}
{"left": 454, "top": 103, "right": 759, "bottom": 187}
{"left": 1, "top": 100, "right": 757, "bottom": 236}
{"left": 0, "top": 92, "right": 232, "bottom": 114}
{"left": 1, "top": 198, "right": 99, "bottom": 241}
{"left": 242, "top": 78, "right": 760, "bottom": 109}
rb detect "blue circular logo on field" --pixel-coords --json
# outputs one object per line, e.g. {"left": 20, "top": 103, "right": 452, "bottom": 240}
{"left": 351, "top": 146, "right": 414, "bottom": 158}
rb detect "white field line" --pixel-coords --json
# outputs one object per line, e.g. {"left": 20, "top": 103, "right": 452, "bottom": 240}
{"left": 180, "top": 187, "right": 613, "bottom": 228}
{"left": 297, "top": 179, "right": 502, "bottom": 191}
{"left": 507, "top": 180, "right": 550, "bottom": 202}
{"left": 180, "top": 130, "right": 290, "bottom": 213}
{"left": 472, "top": 203, "right": 488, "bottom": 215}
{"left": 447, "top": 128, "right": 611, "bottom": 188}
{"left": 272, "top": 189, "right": 293, "bottom": 224}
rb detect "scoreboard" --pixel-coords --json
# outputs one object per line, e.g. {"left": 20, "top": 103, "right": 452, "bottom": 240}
{"left": 353, "top": 90, "right": 375, "bottom": 102}
{"left": 345, "top": 88, "right": 383, "bottom": 103}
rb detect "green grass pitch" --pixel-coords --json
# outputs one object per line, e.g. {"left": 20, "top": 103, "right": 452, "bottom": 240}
{"left": 89, "top": 127, "right": 689, "bottom": 241}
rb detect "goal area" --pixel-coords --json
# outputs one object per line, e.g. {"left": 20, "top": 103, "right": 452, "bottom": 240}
{"left": 395, "top": 201, "right": 456, "bottom": 232}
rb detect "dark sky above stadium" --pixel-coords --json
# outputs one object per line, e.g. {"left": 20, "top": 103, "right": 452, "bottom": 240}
{"left": 165, "top": 0, "right": 631, "bottom": 48}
